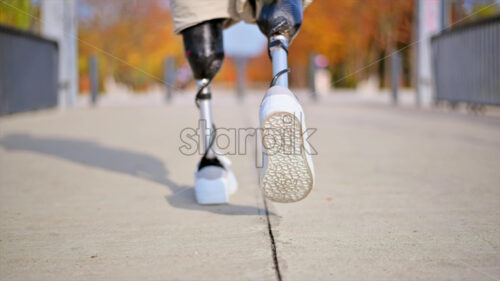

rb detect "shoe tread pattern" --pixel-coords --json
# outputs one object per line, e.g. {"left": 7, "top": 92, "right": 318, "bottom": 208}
{"left": 262, "top": 112, "right": 313, "bottom": 202}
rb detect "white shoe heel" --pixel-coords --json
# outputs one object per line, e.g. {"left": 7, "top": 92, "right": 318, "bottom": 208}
{"left": 195, "top": 166, "right": 229, "bottom": 205}
{"left": 194, "top": 157, "right": 238, "bottom": 205}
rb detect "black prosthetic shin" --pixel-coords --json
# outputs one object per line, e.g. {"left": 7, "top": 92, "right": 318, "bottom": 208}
{"left": 181, "top": 20, "right": 225, "bottom": 169}
{"left": 182, "top": 19, "right": 225, "bottom": 80}
{"left": 257, "top": 0, "right": 303, "bottom": 42}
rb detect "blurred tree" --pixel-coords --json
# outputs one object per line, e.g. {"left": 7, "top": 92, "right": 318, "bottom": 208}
{"left": 290, "top": 0, "right": 414, "bottom": 88}
{"left": 0, "top": 0, "right": 32, "bottom": 30}
{"left": 77, "top": 0, "right": 418, "bottom": 91}
{"left": 78, "top": 0, "right": 418, "bottom": 91}
{"left": 78, "top": 0, "right": 184, "bottom": 92}
{"left": 451, "top": 0, "right": 500, "bottom": 23}
{"left": 467, "top": 0, "right": 499, "bottom": 19}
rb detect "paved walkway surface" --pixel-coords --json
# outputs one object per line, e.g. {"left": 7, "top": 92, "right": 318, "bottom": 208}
{"left": 1, "top": 93, "right": 500, "bottom": 280}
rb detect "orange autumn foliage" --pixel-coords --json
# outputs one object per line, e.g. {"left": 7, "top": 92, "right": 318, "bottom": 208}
{"left": 290, "top": 0, "right": 414, "bottom": 86}
{"left": 78, "top": 0, "right": 414, "bottom": 91}
{"left": 79, "top": 0, "right": 184, "bottom": 91}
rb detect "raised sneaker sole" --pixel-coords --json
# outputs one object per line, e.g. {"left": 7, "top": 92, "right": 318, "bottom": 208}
{"left": 261, "top": 111, "right": 314, "bottom": 203}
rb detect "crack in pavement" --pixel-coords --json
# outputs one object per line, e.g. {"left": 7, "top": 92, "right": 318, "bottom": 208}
{"left": 263, "top": 197, "right": 282, "bottom": 281}
{"left": 241, "top": 103, "right": 283, "bottom": 281}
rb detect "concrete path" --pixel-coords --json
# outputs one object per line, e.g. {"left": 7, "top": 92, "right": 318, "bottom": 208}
{"left": 1, "top": 93, "right": 500, "bottom": 280}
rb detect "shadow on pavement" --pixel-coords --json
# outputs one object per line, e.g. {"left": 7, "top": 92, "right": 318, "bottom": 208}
{"left": 0, "top": 133, "right": 272, "bottom": 216}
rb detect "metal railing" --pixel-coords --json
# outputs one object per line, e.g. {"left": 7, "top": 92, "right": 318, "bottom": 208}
{"left": 0, "top": 24, "right": 59, "bottom": 115}
{"left": 431, "top": 15, "right": 500, "bottom": 106}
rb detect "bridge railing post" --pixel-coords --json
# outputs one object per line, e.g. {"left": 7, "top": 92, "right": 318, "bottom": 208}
{"left": 89, "top": 55, "right": 98, "bottom": 106}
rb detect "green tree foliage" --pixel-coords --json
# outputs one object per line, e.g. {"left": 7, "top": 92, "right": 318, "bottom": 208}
{"left": 470, "top": 0, "right": 500, "bottom": 19}
{"left": 0, "top": 0, "right": 32, "bottom": 29}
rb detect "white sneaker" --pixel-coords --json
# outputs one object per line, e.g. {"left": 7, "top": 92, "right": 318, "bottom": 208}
{"left": 194, "top": 156, "right": 238, "bottom": 205}
{"left": 259, "top": 85, "right": 315, "bottom": 203}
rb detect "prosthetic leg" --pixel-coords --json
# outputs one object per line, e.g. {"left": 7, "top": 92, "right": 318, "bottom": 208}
{"left": 258, "top": 0, "right": 315, "bottom": 203}
{"left": 182, "top": 20, "right": 237, "bottom": 205}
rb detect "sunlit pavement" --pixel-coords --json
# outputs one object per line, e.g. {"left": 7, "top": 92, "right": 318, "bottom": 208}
{"left": 1, "top": 91, "right": 500, "bottom": 280}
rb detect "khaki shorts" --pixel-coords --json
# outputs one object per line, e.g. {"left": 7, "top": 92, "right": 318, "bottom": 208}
{"left": 170, "top": 0, "right": 312, "bottom": 34}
